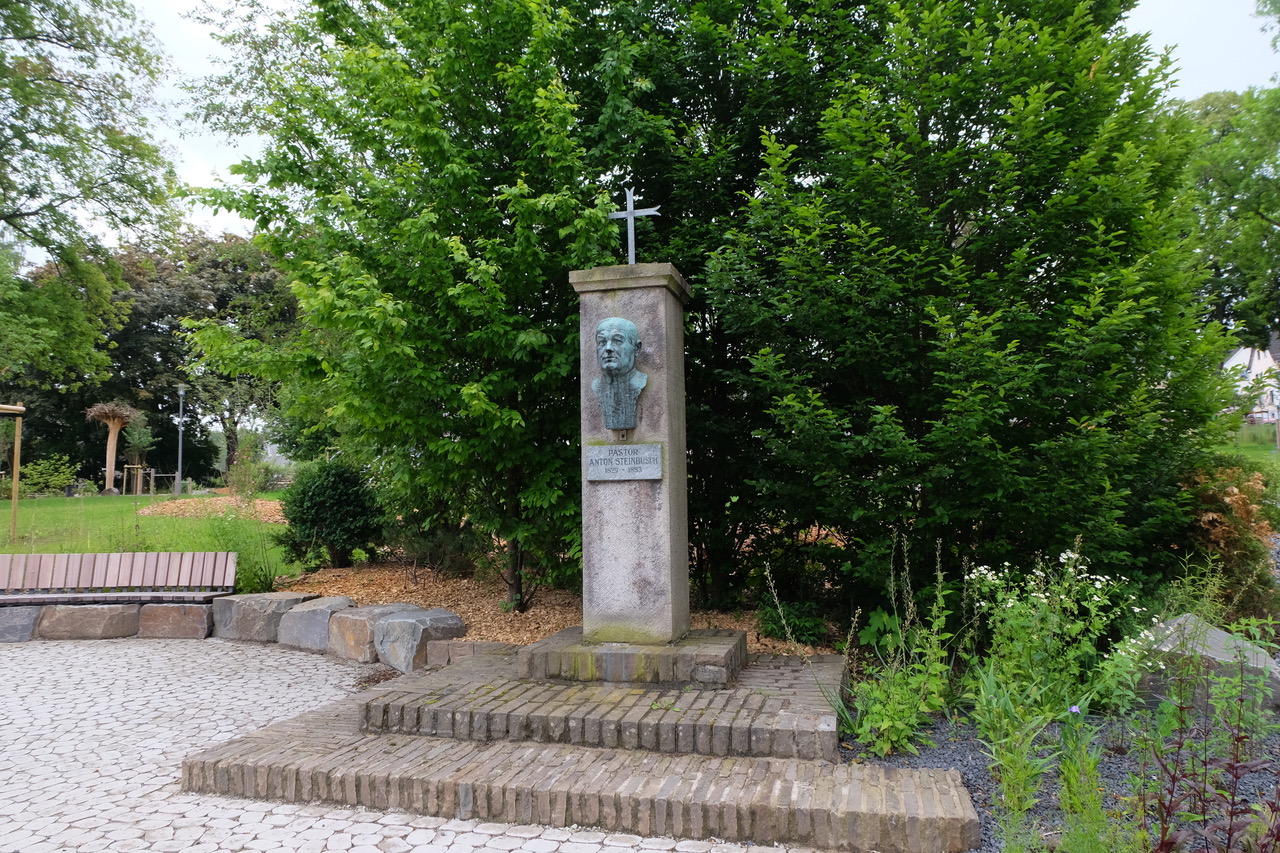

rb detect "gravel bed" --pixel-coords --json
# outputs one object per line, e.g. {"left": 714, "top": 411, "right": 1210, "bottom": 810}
{"left": 843, "top": 684, "right": 1280, "bottom": 851}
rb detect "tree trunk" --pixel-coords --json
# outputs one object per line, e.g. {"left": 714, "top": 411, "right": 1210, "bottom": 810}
{"left": 103, "top": 420, "right": 122, "bottom": 493}
{"left": 222, "top": 418, "right": 240, "bottom": 471}
{"left": 504, "top": 539, "right": 527, "bottom": 613}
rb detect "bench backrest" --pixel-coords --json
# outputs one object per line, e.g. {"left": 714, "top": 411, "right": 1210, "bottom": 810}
{"left": 0, "top": 552, "right": 238, "bottom": 594}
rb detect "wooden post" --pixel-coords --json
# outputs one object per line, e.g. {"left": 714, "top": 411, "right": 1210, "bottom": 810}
{"left": 2, "top": 403, "right": 25, "bottom": 541}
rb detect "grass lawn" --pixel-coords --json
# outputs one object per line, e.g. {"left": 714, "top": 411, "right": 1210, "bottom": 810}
{"left": 0, "top": 495, "right": 283, "bottom": 563}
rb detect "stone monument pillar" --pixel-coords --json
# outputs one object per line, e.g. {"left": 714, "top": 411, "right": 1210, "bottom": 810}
{"left": 570, "top": 263, "right": 690, "bottom": 645}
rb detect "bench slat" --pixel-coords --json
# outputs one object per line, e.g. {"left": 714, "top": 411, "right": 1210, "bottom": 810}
{"left": 215, "top": 552, "right": 237, "bottom": 589}
{"left": 139, "top": 552, "right": 159, "bottom": 589}
{"left": 191, "top": 552, "right": 213, "bottom": 588}
{"left": 0, "top": 554, "right": 25, "bottom": 592}
{"left": 176, "top": 552, "right": 195, "bottom": 589}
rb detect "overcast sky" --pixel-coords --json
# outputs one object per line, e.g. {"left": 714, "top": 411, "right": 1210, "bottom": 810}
{"left": 133, "top": 0, "right": 1280, "bottom": 235}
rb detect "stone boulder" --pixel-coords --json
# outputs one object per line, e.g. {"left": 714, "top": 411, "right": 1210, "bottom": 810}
{"left": 278, "top": 596, "right": 355, "bottom": 654}
{"left": 328, "top": 603, "right": 424, "bottom": 663}
{"left": 374, "top": 608, "right": 467, "bottom": 672}
{"left": 37, "top": 604, "right": 140, "bottom": 640}
{"left": 138, "top": 604, "right": 213, "bottom": 639}
{"left": 1139, "top": 613, "right": 1280, "bottom": 708}
{"left": 0, "top": 606, "right": 42, "bottom": 642}
{"left": 212, "top": 592, "right": 317, "bottom": 643}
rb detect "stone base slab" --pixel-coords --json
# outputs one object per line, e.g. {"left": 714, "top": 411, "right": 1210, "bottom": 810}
{"left": 517, "top": 627, "right": 746, "bottom": 687}
{"left": 36, "top": 604, "right": 140, "bottom": 640}
{"left": 138, "top": 604, "right": 213, "bottom": 639}
{"left": 364, "top": 650, "right": 843, "bottom": 762}
{"left": 426, "top": 639, "right": 519, "bottom": 668}
{"left": 182, "top": 693, "right": 980, "bottom": 853}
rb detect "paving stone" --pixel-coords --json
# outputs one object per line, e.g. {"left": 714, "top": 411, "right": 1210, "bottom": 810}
{"left": 213, "top": 592, "right": 318, "bottom": 642}
{"left": 36, "top": 604, "right": 139, "bottom": 640}
{"left": 374, "top": 608, "right": 467, "bottom": 672}
{"left": 0, "top": 605, "right": 41, "bottom": 642}
{"left": 138, "top": 604, "right": 213, "bottom": 639}
{"left": 278, "top": 596, "right": 356, "bottom": 654}
{"left": 328, "top": 604, "right": 424, "bottom": 663}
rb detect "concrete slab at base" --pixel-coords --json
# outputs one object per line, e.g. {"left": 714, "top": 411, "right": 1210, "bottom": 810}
{"left": 517, "top": 627, "right": 746, "bottom": 687}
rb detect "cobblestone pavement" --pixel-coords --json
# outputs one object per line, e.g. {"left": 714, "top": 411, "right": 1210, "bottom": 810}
{"left": 0, "top": 639, "right": 786, "bottom": 853}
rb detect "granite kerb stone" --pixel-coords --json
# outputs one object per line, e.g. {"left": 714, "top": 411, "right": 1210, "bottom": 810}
{"left": 0, "top": 605, "right": 42, "bottom": 642}
{"left": 328, "top": 603, "right": 425, "bottom": 663}
{"left": 36, "top": 603, "right": 140, "bottom": 640}
{"left": 278, "top": 595, "right": 356, "bottom": 654}
{"left": 374, "top": 607, "right": 467, "bottom": 673}
{"left": 138, "top": 603, "right": 213, "bottom": 638}
{"left": 213, "top": 591, "right": 318, "bottom": 643}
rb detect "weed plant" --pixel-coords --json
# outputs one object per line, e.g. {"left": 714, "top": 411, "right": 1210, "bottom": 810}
{"left": 847, "top": 539, "right": 954, "bottom": 756}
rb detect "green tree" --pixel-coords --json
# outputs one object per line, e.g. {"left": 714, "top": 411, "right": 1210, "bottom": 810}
{"left": 0, "top": 250, "right": 129, "bottom": 387}
{"left": 190, "top": 0, "right": 619, "bottom": 609}
{"left": 189, "top": 0, "right": 1235, "bottom": 611}
{"left": 706, "top": 0, "right": 1235, "bottom": 594}
{"left": 189, "top": 0, "right": 871, "bottom": 607}
{"left": 1, "top": 233, "right": 289, "bottom": 484}
{"left": 0, "top": 0, "right": 175, "bottom": 255}
{"left": 1184, "top": 88, "right": 1280, "bottom": 347}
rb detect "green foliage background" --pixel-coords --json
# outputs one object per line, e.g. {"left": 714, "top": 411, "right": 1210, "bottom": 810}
{"left": 186, "top": 0, "right": 1239, "bottom": 607}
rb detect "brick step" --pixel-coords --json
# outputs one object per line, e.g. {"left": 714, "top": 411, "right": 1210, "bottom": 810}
{"left": 361, "top": 651, "right": 845, "bottom": 762}
{"left": 181, "top": 696, "right": 981, "bottom": 853}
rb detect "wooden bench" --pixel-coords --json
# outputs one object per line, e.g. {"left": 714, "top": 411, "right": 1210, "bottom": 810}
{"left": 0, "top": 552, "right": 238, "bottom": 605}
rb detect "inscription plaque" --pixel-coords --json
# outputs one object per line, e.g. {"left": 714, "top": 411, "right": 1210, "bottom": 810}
{"left": 586, "top": 443, "right": 662, "bottom": 481}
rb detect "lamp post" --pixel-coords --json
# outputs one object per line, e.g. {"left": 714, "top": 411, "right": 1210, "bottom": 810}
{"left": 176, "top": 385, "right": 187, "bottom": 496}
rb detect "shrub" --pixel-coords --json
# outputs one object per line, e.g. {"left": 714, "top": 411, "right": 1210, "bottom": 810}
{"left": 227, "top": 457, "right": 289, "bottom": 499}
{"left": 20, "top": 455, "right": 77, "bottom": 494}
{"left": 277, "top": 460, "right": 382, "bottom": 568}
{"left": 1184, "top": 461, "right": 1280, "bottom": 619}
{"left": 756, "top": 599, "right": 827, "bottom": 646}
{"left": 384, "top": 518, "right": 481, "bottom": 579}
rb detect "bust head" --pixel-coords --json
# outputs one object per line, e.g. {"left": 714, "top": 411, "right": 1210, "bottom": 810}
{"left": 595, "top": 317, "right": 641, "bottom": 377}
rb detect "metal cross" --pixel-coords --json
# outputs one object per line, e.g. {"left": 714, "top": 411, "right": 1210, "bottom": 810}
{"left": 607, "top": 187, "right": 660, "bottom": 265}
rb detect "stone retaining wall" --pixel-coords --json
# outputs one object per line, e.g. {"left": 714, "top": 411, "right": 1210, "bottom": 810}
{"left": 0, "top": 593, "right": 472, "bottom": 674}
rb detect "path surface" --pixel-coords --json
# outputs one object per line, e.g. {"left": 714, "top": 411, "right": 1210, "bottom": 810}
{"left": 0, "top": 639, "right": 787, "bottom": 853}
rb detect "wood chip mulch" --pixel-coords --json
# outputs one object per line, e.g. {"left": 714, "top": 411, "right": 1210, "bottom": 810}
{"left": 277, "top": 562, "right": 836, "bottom": 656}
{"left": 135, "top": 496, "right": 287, "bottom": 524}
{"left": 139, "top": 498, "right": 836, "bottom": 655}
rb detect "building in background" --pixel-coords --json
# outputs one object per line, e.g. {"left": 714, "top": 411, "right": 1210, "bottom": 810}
{"left": 1225, "top": 340, "right": 1280, "bottom": 422}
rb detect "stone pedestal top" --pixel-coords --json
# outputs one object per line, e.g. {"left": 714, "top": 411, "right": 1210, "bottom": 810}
{"left": 570, "top": 263, "right": 691, "bottom": 303}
